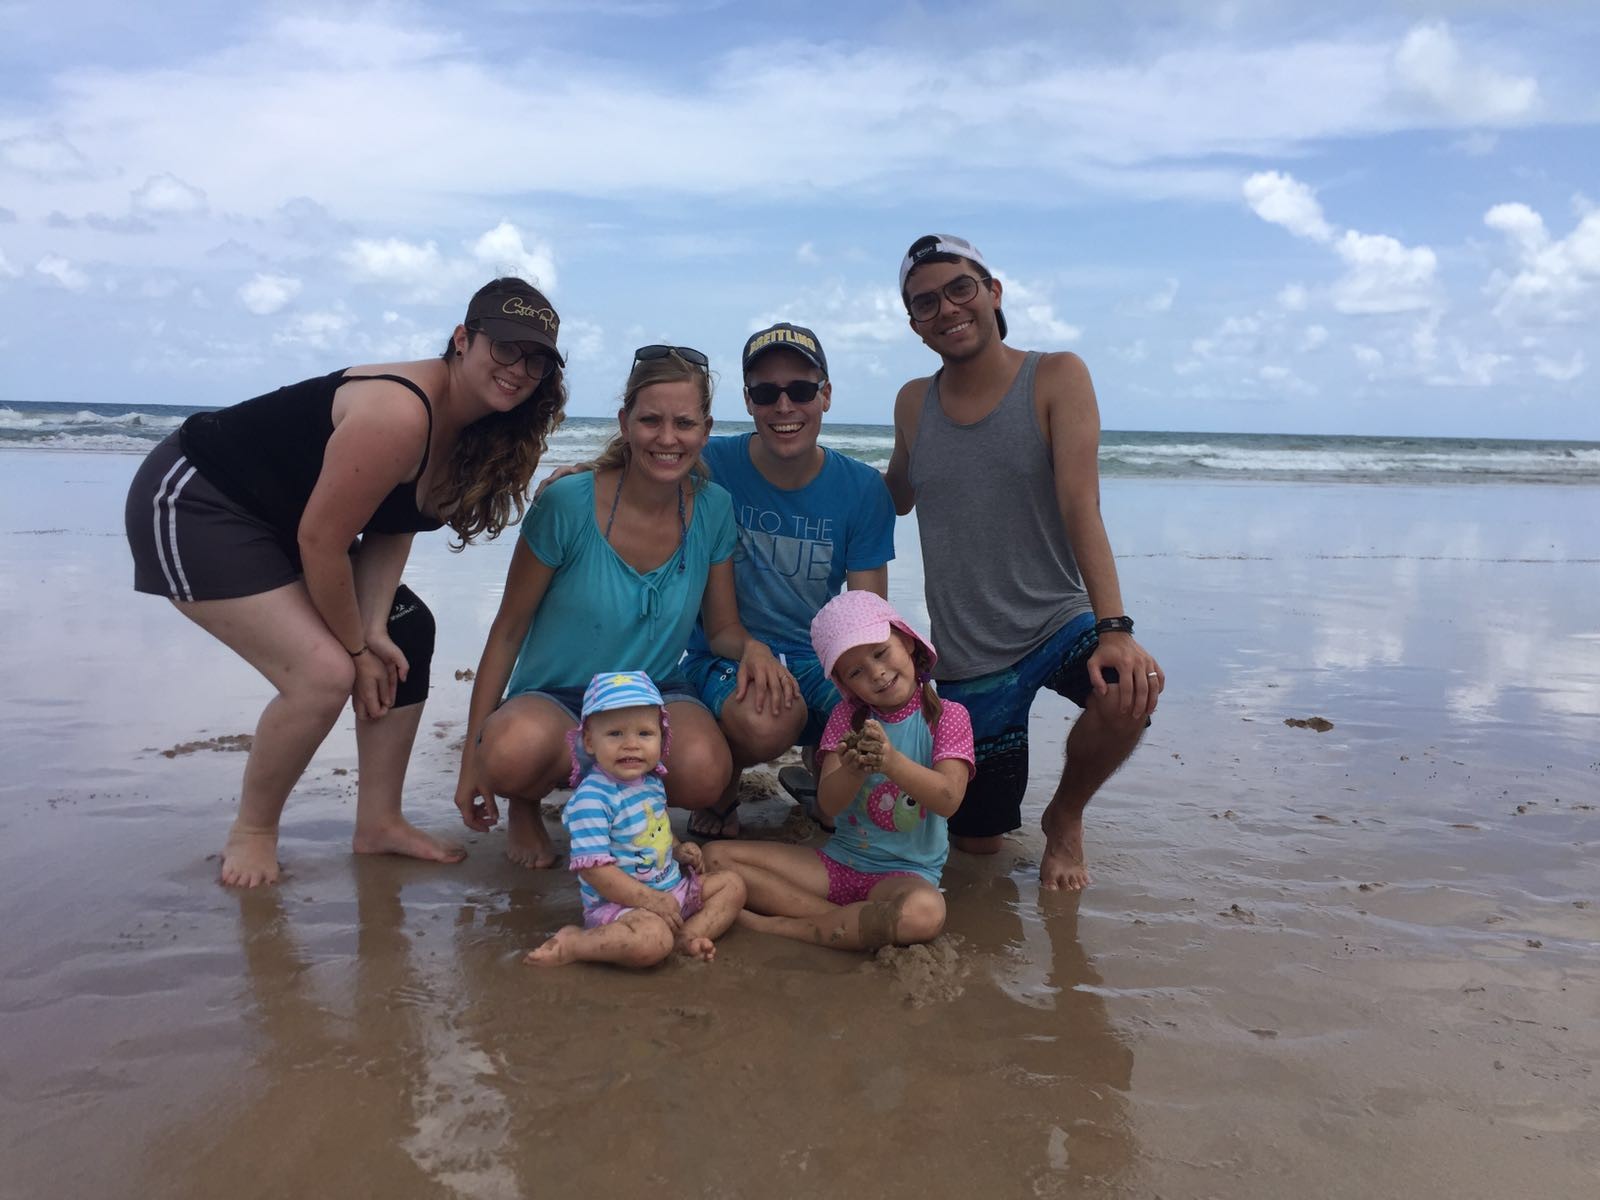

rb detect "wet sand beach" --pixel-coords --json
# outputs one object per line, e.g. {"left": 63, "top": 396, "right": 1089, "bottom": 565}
{"left": 1, "top": 449, "right": 1597, "bottom": 1199}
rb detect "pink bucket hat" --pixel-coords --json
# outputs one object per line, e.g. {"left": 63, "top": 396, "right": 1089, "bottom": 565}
{"left": 810, "top": 591, "right": 938, "bottom": 680}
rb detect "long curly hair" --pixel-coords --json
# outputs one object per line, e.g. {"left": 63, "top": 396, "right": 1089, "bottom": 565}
{"left": 590, "top": 349, "right": 712, "bottom": 488}
{"left": 435, "top": 323, "right": 568, "bottom": 548}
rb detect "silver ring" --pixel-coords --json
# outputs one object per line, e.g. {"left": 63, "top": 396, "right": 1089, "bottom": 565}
{"left": 1146, "top": 671, "right": 1159, "bottom": 677}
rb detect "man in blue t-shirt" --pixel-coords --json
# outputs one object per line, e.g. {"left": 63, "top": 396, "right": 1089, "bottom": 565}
{"left": 681, "top": 322, "right": 897, "bottom": 840}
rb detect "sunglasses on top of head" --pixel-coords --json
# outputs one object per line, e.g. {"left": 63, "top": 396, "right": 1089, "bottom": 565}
{"left": 745, "top": 380, "right": 825, "bottom": 406}
{"left": 906, "top": 273, "right": 989, "bottom": 323}
{"left": 633, "top": 344, "right": 710, "bottom": 370}
{"left": 469, "top": 325, "right": 557, "bottom": 380}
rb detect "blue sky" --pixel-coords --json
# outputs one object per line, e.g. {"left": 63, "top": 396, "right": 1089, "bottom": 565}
{"left": 1, "top": 1, "right": 1596, "bottom": 437}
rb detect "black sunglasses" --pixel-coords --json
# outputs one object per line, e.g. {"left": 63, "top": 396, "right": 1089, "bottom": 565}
{"left": 633, "top": 344, "right": 709, "bottom": 370}
{"left": 907, "top": 273, "right": 987, "bottom": 323}
{"left": 469, "top": 325, "right": 557, "bottom": 380}
{"left": 746, "top": 380, "right": 824, "bottom": 406}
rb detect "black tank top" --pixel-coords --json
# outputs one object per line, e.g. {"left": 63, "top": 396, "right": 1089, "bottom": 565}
{"left": 179, "top": 370, "right": 445, "bottom": 543}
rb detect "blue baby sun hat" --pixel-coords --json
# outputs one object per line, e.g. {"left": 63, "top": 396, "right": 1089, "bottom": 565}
{"left": 567, "top": 670, "right": 671, "bottom": 785}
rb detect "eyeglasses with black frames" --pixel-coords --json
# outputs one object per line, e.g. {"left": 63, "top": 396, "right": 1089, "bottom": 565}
{"left": 470, "top": 325, "right": 557, "bottom": 380}
{"left": 906, "top": 273, "right": 989, "bottom": 323}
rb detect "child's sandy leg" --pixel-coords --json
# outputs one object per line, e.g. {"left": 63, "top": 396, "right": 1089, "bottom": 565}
{"left": 351, "top": 702, "right": 466, "bottom": 863}
{"left": 524, "top": 910, "right": 675, "bottom": 968}
{"left": 506, "top": 797, "right": 558, "bottom": 869}
{"left": 737, "top": 878, "right": 946, "bottom": 951}
{"left": 676, "top": 871, "right": 746, "bottom": 961}
{"left": 703, "top": 841, "right": 835, "bottom": 917}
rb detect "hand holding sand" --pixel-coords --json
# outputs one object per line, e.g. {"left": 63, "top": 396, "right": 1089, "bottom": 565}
{"left": 674, "top": 841, "right": 704, "bottom": 874}
{"left": 453, "top": 746, "right": 502, "bottom": 832}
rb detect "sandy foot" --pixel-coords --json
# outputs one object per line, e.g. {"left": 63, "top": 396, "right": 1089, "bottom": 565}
{"left": 1039, "top": 811, "right": 1092, "bottom": 891}
{"left": 506, "top": 803, "right": 558, "bottom": 869}
{"left": 220, "top": 827, "right": 280, "bottom": 888}
{"left": 351, "top": 820, "right": 466, "bottom": 864}
{"left": 676, "top": 934, "right": 716, "bottom": 963}
{"left": 524, "top": 926, "right": 583, "bottom": 967}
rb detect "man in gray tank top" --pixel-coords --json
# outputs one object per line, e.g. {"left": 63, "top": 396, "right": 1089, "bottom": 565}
{"left": 884, "top": 234, "right": 1165, "bottom": 891}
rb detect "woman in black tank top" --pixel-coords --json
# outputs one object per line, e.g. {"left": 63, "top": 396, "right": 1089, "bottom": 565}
{"left": 124, "top": 277, "right": 568, "bottom": 887}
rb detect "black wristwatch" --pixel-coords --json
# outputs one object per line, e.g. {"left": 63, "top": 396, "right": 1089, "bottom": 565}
{"left": 1092, "top": 616, "right": 1135, "bottom": 636}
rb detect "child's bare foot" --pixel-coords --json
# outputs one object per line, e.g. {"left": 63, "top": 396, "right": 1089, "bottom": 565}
{"left": 352, "top": 819, "right": 466, "bottom": 863}
{"left": 524, "top": 926, "right": 583, "bottom": 967}
{"left": 506, "top": 803, "right": 558, "bottom": 869}
{"left": 676, "top": 934, "right": 716, "bottom": 962}
{"left": 221, "top": 826, "right": 280, "bottom": 887}
{"left": 1040, "top": 810, "right": 1092, "bottom": 891}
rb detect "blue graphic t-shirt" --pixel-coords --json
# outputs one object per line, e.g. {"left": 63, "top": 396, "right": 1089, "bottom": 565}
{"left": 687, "top": 434, "right": 896, "bottom": 658}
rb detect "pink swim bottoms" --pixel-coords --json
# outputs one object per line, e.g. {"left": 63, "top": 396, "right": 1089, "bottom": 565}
{"left": 584, "top": 873, "right": 703, "bottom": 930}
{"left": 815, "top": 851, "right": 920, "bottom": 906}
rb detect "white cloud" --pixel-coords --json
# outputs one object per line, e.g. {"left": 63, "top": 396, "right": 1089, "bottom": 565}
{"left": 1277, "top": 283, "right": 1309, "bottom": 311}
{"left": 995, "top": 275, "right": 1082, "bottom": 344}
{"left": 274, "top": 308, "right": 354, "bottom": 350}
{"left": 0, "top": 131, "right": 89, "bottom": 176}
{"left": 560, "top": 317, "right": 606, "bottom": 364}
{"left": 1299, "top": 324, "right": 1329, "bottom": 351}
{"left": 35, "top": 254, "right": 89, "bottom": 290}
{"left": 1427, "top": 341, "right": 1506, "bottom": 387}
{"left": 755, "top": 283, "right": 906, "bottom": 355}
{"left": 131, "top": 172, "right": 208, "bottom": 216}
{"left": 1484, "top": 203, "right": 1600, "bottom": 322}
{"left": 1353, "top": 344, "right": 1384, "bottom": 368}
{"left": 342, "top": 236, "right": 446, "bottom": 289}
{"left": 1533, "top": 352, "right": 1585, "bottom": 382}
{"left": 1451, "top": 131, "right": 1499, "bottom": 157}
{"left": 1331, "top": 231, "right": 1437, "bottom": 314}
{"left": 1244, "top": 171, "right": 1333, "bottom": 242}
{"left": 1392, "top": 23, "right": 1538, "bottom": 124}
{"left": 471, "top": 221, "right": 556, "bottom": 289}
{"left": 1142, "top": 278, "right": 1179, "bottom": 313}
{"left": 0, "top": 248, "right": 18, "bottom": 280}
{"left": 237, "top": 273, "right": 302, "bottom": 316}
{"left": 796, "top": 242, "right": 819, "bottom": 265}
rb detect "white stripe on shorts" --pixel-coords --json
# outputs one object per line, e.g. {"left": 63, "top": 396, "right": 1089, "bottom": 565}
{"left": 151, "top": 457, "right": 199, "bottom": 601}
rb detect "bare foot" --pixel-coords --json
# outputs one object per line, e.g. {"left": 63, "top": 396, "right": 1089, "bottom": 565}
{"left": 1040, "top": 810, "right": 1092, "bottom": 891}
{"left": 687, "top": 802, "right": 739, "bottom": 841}
{"left": 352, "top": 819, "right": 466, "bottom": 864}
{"left": 506, "top": 802, "right": 559, "bottom": 869}
{"left": 221, "top": 826, "right": 280, "bottom": 888}
{"left": 677, "top": 934, "right": 716, "bottom": 962}
{"left": 523, "top": 926, "right": 582, "bottom": 967}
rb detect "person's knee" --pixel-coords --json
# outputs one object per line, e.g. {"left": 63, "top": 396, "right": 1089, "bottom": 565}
{"left": 666, "top": 733, "right": 733, "bottom": 807}
{"left": 719, "top": 698, "right": 805, "bottom": 764}
{"left": 625, "top": 919, "right": 675, "bottom": 967}
{"left": 1081, "top": 693, "right": 1148, "bottom": 745}
{"left": 895, "top": 889, "right": 946, "bottom": 944}
{"left": 290, "top": 646, "right": 356, "bottom": 715}
{"left": 479, "top": 718, "right": 563, "bottom": 794}
{"left": 707, "top": 869, "right": 747, "bottom": 909}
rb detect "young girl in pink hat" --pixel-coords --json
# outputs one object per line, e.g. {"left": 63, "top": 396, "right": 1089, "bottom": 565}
{"left": 705, "top": 592, "right": 973, "bottom": 951}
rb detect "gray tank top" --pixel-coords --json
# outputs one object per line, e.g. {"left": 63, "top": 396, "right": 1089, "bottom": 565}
{"left": 909, "top": 351, "right": 1091, "bottom": 681}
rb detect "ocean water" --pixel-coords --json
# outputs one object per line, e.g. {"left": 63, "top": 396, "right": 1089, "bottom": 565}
{"left": 3, "top": 399, "right": 1598, "bottom": 485}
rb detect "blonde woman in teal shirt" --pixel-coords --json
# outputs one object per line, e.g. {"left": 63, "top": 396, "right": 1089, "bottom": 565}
{"left": 454, "top": 347, "right": 799, "bottom": 868}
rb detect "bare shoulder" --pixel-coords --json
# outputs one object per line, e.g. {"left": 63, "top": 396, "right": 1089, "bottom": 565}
{"left": 1036, "top": 350, "right": 1095, "bottom": 396}
{"left": 334, "top": 361, "right": 441, "bottom": 435}
{"left": 893, "top": 375, "right": 931, "bottom": 427}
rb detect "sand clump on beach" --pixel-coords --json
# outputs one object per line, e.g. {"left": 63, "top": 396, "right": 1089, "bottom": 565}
{"left": 868, "top": 934, "right": 968, "bottom": 1007}
{"left": 1283, "top": 715, "right": 1335, "bottom": 731}
{"left": 158, "top": 734, "right": 253, "bottom": 757}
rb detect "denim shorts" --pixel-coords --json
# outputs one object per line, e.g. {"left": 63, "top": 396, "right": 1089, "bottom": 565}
{"left": 679, "top": 649, "right": 837, "bottom": 747}
{"left": 937, "top": 612, "right": 1107, "bottom": 840}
